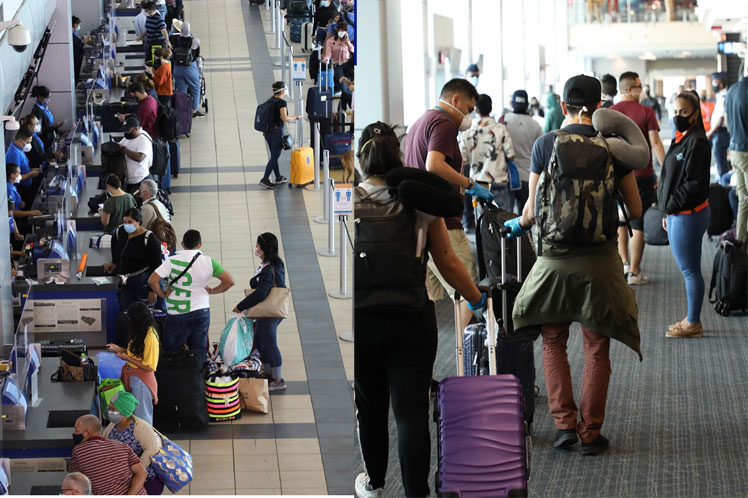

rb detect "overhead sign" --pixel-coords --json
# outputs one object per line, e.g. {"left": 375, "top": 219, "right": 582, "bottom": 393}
{"left": 292, "top": 58, "right": 307, "bottom": 81}
{"left": 333, "top": 183, "right": 353, "bottom": 215}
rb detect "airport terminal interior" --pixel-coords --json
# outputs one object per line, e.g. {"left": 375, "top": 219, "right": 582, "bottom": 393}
{"left": 1, "top": 0, "right": 748, "bottom": 497}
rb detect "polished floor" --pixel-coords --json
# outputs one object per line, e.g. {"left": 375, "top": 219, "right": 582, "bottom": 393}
{"left": 163, "top": 1, "right": 353, "bottom": 494}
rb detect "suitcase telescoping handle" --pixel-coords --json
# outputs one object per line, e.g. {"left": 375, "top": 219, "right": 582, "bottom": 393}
{"left": 453, "top": 288, "right": 497, "bottom": 377}
{"left": 498, "top": 225, "right": 523, "bottom": 335}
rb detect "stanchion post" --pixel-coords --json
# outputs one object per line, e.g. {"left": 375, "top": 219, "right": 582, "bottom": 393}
{"left": 314, "top": 150, "right": 330, "bottom": 223}
{"left": 265, "top": 0, "right": 270, "bottom": 10}
{"left": 271, "top": 0, "right": 277, "bottom": 34}
{"left": 281, "top": 34, "right": 287, "bottom": 87}
{"left": 276, "top": 1, "right": 283, "bottom": 51}
{"left": 329, "top": 214, "right": 352, "bottom": 299}
{"left": 287, "top": 45, "right": 294, "bottom": 100}
{"left": 318, "top": 178, "right": 337, "bottom": 257}
{"left": 313, "top": 122, "right": 320, "bottom": 190}
{"left": 296, "top": 80, "right": 304, "bottom": 145}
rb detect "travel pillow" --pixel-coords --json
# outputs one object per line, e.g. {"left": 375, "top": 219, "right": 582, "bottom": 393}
{"left": 385, "top": 167, "right": 464, "bottom": 218}
{"left": 592, "top": 108, "right": 650, "bottom": 171}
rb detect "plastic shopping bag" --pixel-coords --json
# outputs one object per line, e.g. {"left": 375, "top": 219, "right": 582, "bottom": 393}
{"left": 219, "top": 314, "right": 254, "bottom": 366}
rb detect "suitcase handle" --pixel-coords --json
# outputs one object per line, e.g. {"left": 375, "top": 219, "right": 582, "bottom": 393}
{"left": 453, "top": 289, "right": 497, "bottom": 377}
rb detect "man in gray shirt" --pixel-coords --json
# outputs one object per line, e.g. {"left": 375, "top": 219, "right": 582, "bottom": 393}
{"left": 502, "top": 90, "right": 544, "bottom": 214}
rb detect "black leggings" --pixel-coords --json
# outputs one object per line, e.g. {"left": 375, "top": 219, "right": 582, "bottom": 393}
{"left": 354, "top": 302, "right": 437, "bottom": 497}
{"left": 263, "top": 128, "right": 283, "bottom": 181}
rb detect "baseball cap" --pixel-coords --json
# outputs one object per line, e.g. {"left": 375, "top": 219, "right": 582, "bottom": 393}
{"left": 563, "top": 75, "right": 602, "bottom": 107}
{"left": 511, "top": 90, "right": 529, "bottom": 111}
{"left": 466, "top": 63, "right": 479, "bottom": 74}
{"left": 121, "top": 116, "right": 140, "bottom": 131}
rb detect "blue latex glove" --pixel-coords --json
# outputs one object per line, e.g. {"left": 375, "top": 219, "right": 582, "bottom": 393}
{"left": 504, "top": 217, "right": 530, "bottom": 238}
{"left": 467, "top": 292, "right": 487, "bottom": 313}
{"left": 465, "top": 182, "right": 494, "bottom": 201}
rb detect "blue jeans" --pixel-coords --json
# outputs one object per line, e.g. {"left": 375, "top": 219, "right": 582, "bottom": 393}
{"left": 667, "top": 207, "right": 710, "bottom": 323}
{"left": 711, "top": 130, "right": 731, "bottom": 178}
{"left": 129, "top": 376, "right": 154, "bottom": 424}
{"left": 254, "top": 318, "right": 283, "bottom": 368}
{"left": 173, "top": 62, "right": 201, "bottom": 112}
{"left": 263, "top": 129, "right": 283, "bottom": 181}
{"left": 155, "top": 4, "right": 167, "bottom": 20}
{"left": 162, "top": 308, "right": 211, "bottom": 362}
{"left": 118, "top": 271, "right": 151, "bottom": 312}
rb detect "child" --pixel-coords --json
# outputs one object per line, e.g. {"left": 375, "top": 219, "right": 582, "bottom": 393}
{"left": 147, "top": 48, "right": 173, "bottom": 107}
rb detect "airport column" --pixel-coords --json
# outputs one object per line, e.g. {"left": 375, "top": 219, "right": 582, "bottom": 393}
{"left": 36, "top": 0, "right": 77, "bottom": 125}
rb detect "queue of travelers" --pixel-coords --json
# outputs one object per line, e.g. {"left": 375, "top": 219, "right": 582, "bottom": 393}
{"left": 354, "top": 64, "right": 746, "bottom": 496}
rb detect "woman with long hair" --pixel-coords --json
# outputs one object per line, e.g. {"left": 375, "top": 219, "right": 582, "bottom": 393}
{"left": 106, "top": 302, "right": 160, "bottom": 423}
{"left": 233, "top": 232, "right": 287, "bottom": 391}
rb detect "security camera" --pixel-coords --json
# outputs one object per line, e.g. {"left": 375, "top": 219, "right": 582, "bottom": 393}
{"left": 0, "top": 21, "right": 31, "bottom": 53}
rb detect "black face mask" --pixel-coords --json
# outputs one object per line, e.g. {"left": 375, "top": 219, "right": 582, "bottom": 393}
{"left": 712, "top": 84, "right": 720, "bottom": 93}
{"left": 674, "top": 113, "right": 695, "bottom": 133}
{"left": 124, "top": 132, "right": 136, "bottom": 140}
{"left": 72, "top": 433, "right": 84, "bottom": 446}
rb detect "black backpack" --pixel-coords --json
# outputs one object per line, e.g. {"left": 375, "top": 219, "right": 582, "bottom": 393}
{"left": 254, "top": 99, "right": 276, "bottom": 132}
{"left": 707, "top": 183, "right": 733, "bottom": 237}
{"left": 157, "top": 103, "right": 179, "bottom": 142}
{"left": 354, "top": 186, "right": 428, "bottom": 311}
{"left": 157, "top": 188, "right": 175, "bottom": 217}
{"left": 144, "top": 133, "right": 170, "bottom": 177}
{"left": 288, "top": 0, "right": 311, "bottom": 14}
{"left": 709, "top": 238, "right": 748, "bottom": 316}
{"left": 172, "top": 44, "right": 193, "bottom": 66}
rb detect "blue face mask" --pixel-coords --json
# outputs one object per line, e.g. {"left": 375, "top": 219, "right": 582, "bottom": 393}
{"left": 75, "top": 26, "right": 80, "bottom": 32}
{"left": 123, "top": 223, "right": 137, "bottom": 234}
{"left": 320, "top": 0, "right": 329, "bottom": 6}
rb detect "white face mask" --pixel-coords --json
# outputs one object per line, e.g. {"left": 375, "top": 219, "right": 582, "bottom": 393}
{"left": 34, "top": 123, "right": 41, "bottom": 134}
{"left": 439, "top": 99, "right": 473, "bottom": 132}
{"left": 338, "top": 31, "right": 346, "bottom": 38}
{"left": 22, "top": 143, "right": 32, "bottom": 153}
{"left": 13, "top": 175, "right": 21, "bottom": 184}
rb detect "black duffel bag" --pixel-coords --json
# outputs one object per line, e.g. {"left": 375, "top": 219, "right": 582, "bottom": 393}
{"left": 154, "top": 349, "right": 209, "bottom": 432}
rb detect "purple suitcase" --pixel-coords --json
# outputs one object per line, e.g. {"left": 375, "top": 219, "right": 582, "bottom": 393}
{"left": 172, "top": 91, "right": 192, "bottom": 137}
{"left": 436, "top": 288, "right": 530, "bottom": 497}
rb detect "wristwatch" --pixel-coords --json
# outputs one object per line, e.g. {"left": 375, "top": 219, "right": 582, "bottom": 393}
{"left": 465, "top": 177, "right": 475, "bottom": 191}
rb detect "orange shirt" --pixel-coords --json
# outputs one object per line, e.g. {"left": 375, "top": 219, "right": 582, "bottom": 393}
{"left": 700, "top": 101, "right": 714, "bottom": 132}
{"left": 153, "top": 61, "right": 173, "bottom": 96}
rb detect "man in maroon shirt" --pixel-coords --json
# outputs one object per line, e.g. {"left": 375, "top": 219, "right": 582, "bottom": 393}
{"left": 612, "top": 71, "right": 666, "bottom": 285}
{"left": 118, "top": 82, "right": 160, "bottom": 139}
{"left": 69, "top": 414, "right": 147, "bottom": 495}
{"left": 403, "top": 78, "right": 493, "bottom": 332}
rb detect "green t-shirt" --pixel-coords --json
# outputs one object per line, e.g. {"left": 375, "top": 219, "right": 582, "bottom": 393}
{"left": 154, "top": 250, "right": 225, "bottom": 314}
{"left": 102, "top": 193, "right": 137, "bottom": 233}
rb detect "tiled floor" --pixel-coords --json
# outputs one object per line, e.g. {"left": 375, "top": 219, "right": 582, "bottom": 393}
{"left": 163, "top": 1, "right": 353, "bottom": 494}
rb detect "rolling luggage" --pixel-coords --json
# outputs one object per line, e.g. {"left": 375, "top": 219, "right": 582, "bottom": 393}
{"left": 307, "top": 87, "right": 334, "bottom": 118}
{"left": 302, "top": 21, "right": 315, "bottom": 51}
{"left": 168, "top": 140, "right": 180, "bottom": 178}
{"left": 436, "top": 291, "right": 530, "bottom": 498}
{"left": 154, "top": 349, "right": 209, "bottom": 432}
{"left": 709, "top": 237, "right": 748, "bottom": 316}
{"left": 708, "top": 183, "right": 733, "bottom": 237}
{"left": 290, "top": 146, "right": 314, "bottom": 187}
{"left": 323, "top": 132, "right": 352, "bottom": 169}
{"left": 289, "top": 16, "right": 308, "bottom": 43}
{"left": 319, "top": 63, "right": 334, "bottom": 90}
{"left": 172, "top": 91, "right": 192, "bottom": 137}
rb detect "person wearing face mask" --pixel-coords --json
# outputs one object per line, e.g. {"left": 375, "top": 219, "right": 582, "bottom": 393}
{"left": 232, "top": 233, "right": 288, "bottom": 391}
{"left": 104, "top": 208, "right": 163, "bottom": 311}
{"left": 5, "top": 129, "right": 41, "bottom": 208}
{"left": 30, "top": 86, "right": 64, "bottom": 150}
{"left": 6, "top": 164, "right": 42, "bottom": 235}
{"left": 72, "top": 16, "right": 92, "bottom": 84}
{"left": 260, "top": 82, "right": 300, "bottom": 189}
{"left": 100, "top": 174, "right": 137, "bottom": 233}
{"left": 612, "top": 71, "right": 666, "bottom": 286}
{"left": 404, "top": 78, "right": 492, "bottom": 334}
{"left": 465, "top": 63, "right": 480, "bottom": 89}
{"left": 313, "top": 0, "right": 339, "bottom": 39}
{"left": 69, "top": 414, "right": 147, "bottom": 495}
{"left": 322, "top": 22, "right": 354, "bottom": 94}
{"left": 20, "top": 114, "right": 56, "bottom": 171}
{"left": 657, "top": 90, "right": 711, "bottom": 339}
{"left": 118, "top": 116, "right": 154, "bottom": 191}
{"left": 60, "top": 473, "right": 92, "bottom": 496}
{"left": 725, "top": 64, "right": 748, "bottom": 241}
{"left": 705, "top": 73, "right": 731, "bottom": 179}
{"left": 102, "top": 391, "right": 163, "bottom": 495}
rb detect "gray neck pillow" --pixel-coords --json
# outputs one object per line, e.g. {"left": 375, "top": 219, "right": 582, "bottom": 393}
{"left": 592, "top": 108, "right": 650, "bottom": 171}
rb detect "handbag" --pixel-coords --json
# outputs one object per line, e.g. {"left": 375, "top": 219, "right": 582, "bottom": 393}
{"left": 150, "top": 428, "right": 193, "bottom": 493}
{"left": 51, "top": 350, "right": 96, "bottom": 382}
{"left": 282, "top": 125, "right": 295, "bottom": 150}
{"left": 243, "top": 267, "right": 290, "bottom": 319}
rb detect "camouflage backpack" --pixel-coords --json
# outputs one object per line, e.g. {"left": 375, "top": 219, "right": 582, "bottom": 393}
{"left": 534, "top": 130, "right": 618, "bottom": 255}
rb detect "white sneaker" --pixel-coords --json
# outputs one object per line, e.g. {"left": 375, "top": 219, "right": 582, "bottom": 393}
{"left": 628, "top": 272, "right": 649, "bottom": 285}
{"left": 355, "top": 473, "right": 383, "bottom": 498}
{"left": 623, "top": 262, "right": 630, "bottom": 278}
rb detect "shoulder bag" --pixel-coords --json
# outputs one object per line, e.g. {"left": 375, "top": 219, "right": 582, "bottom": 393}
{"left": 150, "top": 426, "right": 193, "bottom": 493}
{"left": 244, "top": 266, "right": 290, "bottom": 319}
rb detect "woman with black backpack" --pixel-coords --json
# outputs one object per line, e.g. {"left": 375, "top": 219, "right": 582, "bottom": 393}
{"left": 258, "top": 82, "right": 300, "bottom": 190}
{"left": 170, "top": 22, "right": 204, "bottom": 118}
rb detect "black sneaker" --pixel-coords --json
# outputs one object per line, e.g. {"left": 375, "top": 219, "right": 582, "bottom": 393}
{"left": 581, "top": 435, "right": 610, "bottom": 456}
{"left": 274, "top": 176, "right": 288, "bottom": 185}
{"left": 553, "top": 429, "right": 578, "bottom": 451}
{"left": 259, "top": 178, "right": 275, "bottom": 189}
{"left": 192, "top": 111, "right": 205, "bottom": 118}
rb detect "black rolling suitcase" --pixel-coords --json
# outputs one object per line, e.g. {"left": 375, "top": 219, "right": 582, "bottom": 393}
{"left": 153, "top": 350, "right": 209, "bottom": 432}
{"left": 476, "top": 202, "right": 537, "bottom": 427}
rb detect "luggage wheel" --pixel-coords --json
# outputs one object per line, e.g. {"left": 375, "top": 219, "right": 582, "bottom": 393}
{"left": 534, "top": 385, "right": 540, "bottom": 396}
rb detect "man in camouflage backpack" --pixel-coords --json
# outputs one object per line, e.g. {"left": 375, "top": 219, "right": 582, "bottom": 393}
{"left": 503, "top": 75, "right": 644, "bottom": 456}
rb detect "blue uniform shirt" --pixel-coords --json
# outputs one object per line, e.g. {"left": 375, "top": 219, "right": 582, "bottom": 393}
{"left": 7, "top": 182, "right": 22, "bottom": 210}
{"left": 34, "top": 102, "right": 54, "bottom": 127}
{"left": 5, "top": 144, "right": 31, "bottom": 188}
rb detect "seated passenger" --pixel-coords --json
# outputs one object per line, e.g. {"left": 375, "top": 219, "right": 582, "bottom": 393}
{"left": 100, "top": 174, "right": 137, "bottom": 233}
{"left": 61, "top": 472, "right": 92, "bottom": 496}
{"left": 119, "top": 116, "right": 154, "bottom": 192}
{"left": 102, "top": 386, "right": 163, "bottom": 494}
{"left": 506, "top": 75, "right": 643, "bottom": 456}
{"left": 5, "top": 129, "right": 40, "bottom": 208}
{"left": 104, "top": 208, "right": 163, "bottom": 310}
{"left": 106, "top": 305, "right": 161, "bottom": 427}
{"left": 232, "top": 233, "right": 287, "bottom": 391}
{"left": 138, "top": 179, "right": 171, "bottom": 230}
{"left": 69, "top": 414, "right": 147, "bottom": 495}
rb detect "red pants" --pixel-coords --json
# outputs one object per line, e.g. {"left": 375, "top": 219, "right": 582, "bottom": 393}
{"left": 541, "top": 323, "right": 611, "bottom": 443}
